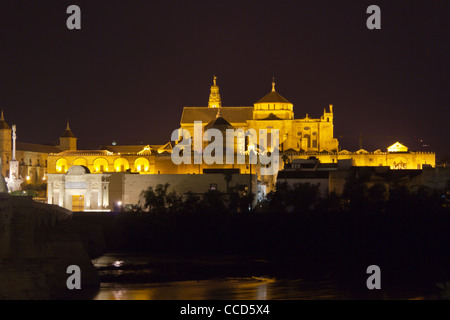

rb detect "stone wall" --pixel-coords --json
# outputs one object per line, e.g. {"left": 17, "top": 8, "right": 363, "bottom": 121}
{"left": 107, "top": 173, "right": 258, "bottom": 207}
{"left": 0, "top": 194, "right": 101, "bottom": 299}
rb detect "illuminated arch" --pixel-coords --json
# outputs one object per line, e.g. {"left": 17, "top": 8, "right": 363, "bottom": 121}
{"left": 113, "top": 158, "right": 130, "bottom": 172}
{"left": 134, "top": 157, "right": 150, "bottom": 172}
{"left": 93, "top": 157, "right": 109, "bottom": 173}
{"left": 56, "top": 158, "right": 69, "bottom": 173}
{"left": 73, "top": 157, "right": 88, "bottom": 167}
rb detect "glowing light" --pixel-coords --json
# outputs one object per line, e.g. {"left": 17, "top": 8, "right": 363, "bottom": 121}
{"left": 387, "top": 142, "right": 408, "bottom": 153}
{"left": 26, "top": 176, "right": 30, "bottom": 181}
{"left": 112, "top": 260, "right": 124, "bottom": 267}
{"left": 117, "top": 201, "right": 122, "bottom": 206}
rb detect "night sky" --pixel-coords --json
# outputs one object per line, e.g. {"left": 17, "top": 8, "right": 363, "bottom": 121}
{"left": 0, "top": 1, "right": 448, "bottom": 159}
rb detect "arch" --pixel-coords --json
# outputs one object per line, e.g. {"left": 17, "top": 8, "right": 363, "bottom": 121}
{"left": 73, "top": 157, "right": 88, "bottom": 167}
{"left": 93, "top": 157, "right": 109, "bottom": 173}
{"left": 134, "top": 157, "right": 150, "bottom": 172}
{"left": 113, "top": 158, "right": 130, "bottom": 172}
{"left": 56, "top": 158, "right": 69, "bottom": 173}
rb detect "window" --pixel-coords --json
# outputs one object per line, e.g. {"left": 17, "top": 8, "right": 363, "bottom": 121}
{"left": 267, "top": 132, "right": 272, "bottom": 148}
{"left": 29, "top": 159, "right": 32, "bottom": 166}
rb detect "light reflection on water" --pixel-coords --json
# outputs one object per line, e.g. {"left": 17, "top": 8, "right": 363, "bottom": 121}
{"left": 90, "top": 253, "right": 438, "bottom": 300}
{"left": 91, "top": 253, "right": 342, "bottom": 300}
{"left": 93, "top": 278, "right": 339, "bottom": 300}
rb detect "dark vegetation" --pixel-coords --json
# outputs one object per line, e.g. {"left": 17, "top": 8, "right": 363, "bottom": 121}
{"left": 73, "top": 173, "right": 450, "bottom": 296}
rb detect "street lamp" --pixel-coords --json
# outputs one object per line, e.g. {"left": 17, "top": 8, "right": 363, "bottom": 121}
{"left": 246, "top": 144, "right": 257, "bottom": 212}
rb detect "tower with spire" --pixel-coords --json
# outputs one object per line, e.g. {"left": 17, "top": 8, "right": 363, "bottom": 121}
{"left": 208, "top": 75, "right": 222, "bottom": 108}
{"left": 59, "top": 121, "right": 77, "bottom": 151}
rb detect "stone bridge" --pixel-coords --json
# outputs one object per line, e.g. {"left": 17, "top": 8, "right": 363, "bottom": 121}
{"left": 0, "top": 193, "right": 100, "bottom": 299}
{"left": 0, "top": 194, "right": 72, "bottom": 259}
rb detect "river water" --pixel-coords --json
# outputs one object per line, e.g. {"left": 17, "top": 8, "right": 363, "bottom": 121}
{"left": 88, "top": 252, "right": 441, "bottom": 300}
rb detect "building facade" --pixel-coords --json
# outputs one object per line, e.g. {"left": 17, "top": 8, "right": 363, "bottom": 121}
{"left": 0, "top": 76, "right": 437, "bottom": 206}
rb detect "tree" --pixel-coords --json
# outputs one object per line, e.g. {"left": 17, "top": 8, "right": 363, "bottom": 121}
{"left": 223, "top": 171, "right": 233, "bottom": 193}
{"left": 292, "top": 182, "right": 319, "bottom": 212}
{"left": 182, "top": 191, "right": 200, "bottom": 214}
{"left": 342, "top": 169, "right": 369, "bottom": 212}
{"left": 202, "top": 189, "right": 224, "bottom": 212}
{"left": 265, "top": 182, "right": 294, "bottom": 213}
{"left": 367, "top": 182, "right": 387, "bottom": 211}
{"left": 166, "top": 190, "right": 183, "bottom": 212}
{"left": 140, "top": 183, "right": 170, "bottom": 212}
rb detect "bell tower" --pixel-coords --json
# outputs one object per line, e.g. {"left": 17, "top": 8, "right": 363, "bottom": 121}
{"left": 59, "top": 121, "right": 77, "bottom": 151}
{"left": 208, "top": 75, "right": 222, "bottom": 108}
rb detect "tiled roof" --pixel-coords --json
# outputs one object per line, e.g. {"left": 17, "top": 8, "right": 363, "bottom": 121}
{"left": 16, "top": 142, "right": 61, "bottom": 154}
{"left": 255, "top": 91, "right": 291, "bottom": 104}
{"left": 181, "top": 106, "right": 253, "bottom": 124}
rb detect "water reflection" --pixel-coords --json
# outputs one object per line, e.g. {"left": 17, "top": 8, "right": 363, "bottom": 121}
{"left": 93, "top": 277, "right": 341, "bottom": 300}
{"left": 90, "top": 253, "right": 440, "bottom": 300}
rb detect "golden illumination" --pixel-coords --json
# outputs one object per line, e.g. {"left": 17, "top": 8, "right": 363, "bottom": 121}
{"left": 135, "top": 157, "right": 150, "bottom": 172}
{"left": 388, "top": 141, "right": 408, "bottom": 153}
{"left": 93, "top": 157, "right": 109, "bottom": 173}
{"left": 56, "top": 158, "right": 69, "bottom": 173}
{"left": 138, "top": 145, "right": 152, "bottom": 155}
{"left": 114, "top": 158, "right": 130, "bottom": 172}
{"left": 73, "top": 157, "right": 88, "bottom": 167}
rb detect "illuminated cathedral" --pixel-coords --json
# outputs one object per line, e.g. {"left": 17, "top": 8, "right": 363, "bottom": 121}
{"left": 0, "top": 76, "right": 436, "bottom": 210}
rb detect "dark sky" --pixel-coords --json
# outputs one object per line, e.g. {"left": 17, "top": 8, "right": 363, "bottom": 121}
{"left": 0, "top": 1, "right": 448, "bottom": 159}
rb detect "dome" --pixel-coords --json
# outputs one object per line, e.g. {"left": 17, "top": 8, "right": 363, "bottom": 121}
{"left": 255, "top": 79, "right": 292, "bottom": 104}
{"left": 67, "top": 165, "right": 90, "bottom": 175}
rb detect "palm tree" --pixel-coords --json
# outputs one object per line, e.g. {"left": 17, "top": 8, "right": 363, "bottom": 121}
{"left": 223, "top": 171, "right": 233, "bottom": 193}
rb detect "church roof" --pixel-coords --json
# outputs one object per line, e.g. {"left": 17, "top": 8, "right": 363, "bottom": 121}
{"left": 255, "top": 90, "right": 291, "bottom": 104}
{"left": 255, "top": 79, "right": 292, "bottom": 104}
{"left": 204, "top": 115, "right": 234, "bottom": 131}
{"left": 99, "top": 144, "right": 167, "bottom": 154}
{"left": 180, "top": 106, "right": 253, "bottom": 124}
{"left": 55, "top": 150, "right": 113, "bottom": 156}
{"left": 259, "top": 113, "right": 284, "bottom": 120}
{"left": 16, "top": 142, "right": 61, "bottom": 154}
{"left": 60, "top": 121, "right": 76, "bottom": 138}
